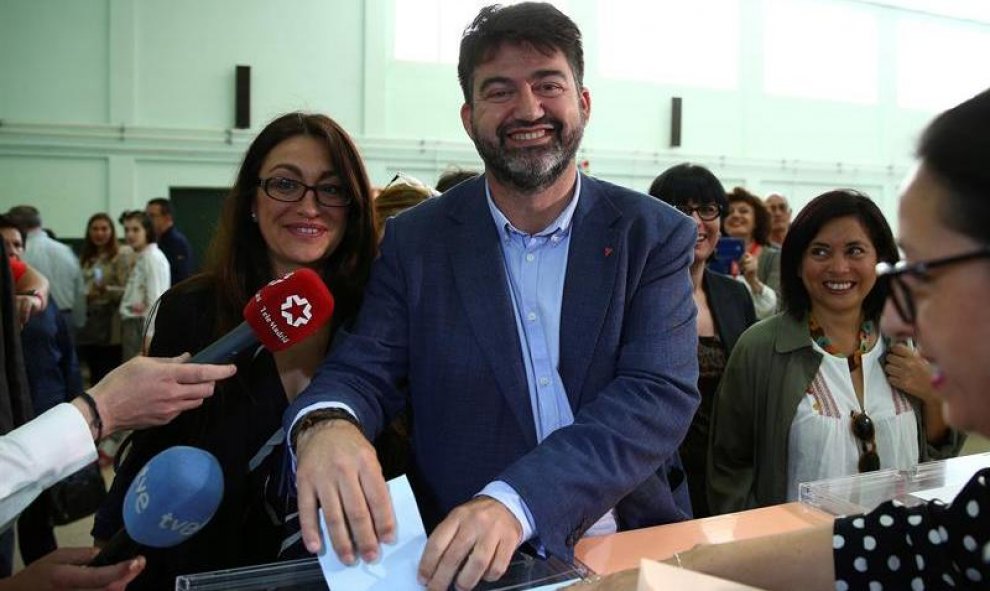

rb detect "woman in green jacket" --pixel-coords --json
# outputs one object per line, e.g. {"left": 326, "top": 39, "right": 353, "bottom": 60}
{"left": 708, "top": 190, "right": 963, "bottom": 515}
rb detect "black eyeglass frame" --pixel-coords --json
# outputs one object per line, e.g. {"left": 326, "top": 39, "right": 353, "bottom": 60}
{"left": 876, "top": 247, "right": 990, "bottom": 324}
{"left": 674, "top": 203, "right": 723, "bottom": 221}
{"left": 257, "top": 177, "right": 353, "bottom": 208}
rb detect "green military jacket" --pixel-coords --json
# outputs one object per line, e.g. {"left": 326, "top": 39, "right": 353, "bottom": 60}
{"left": 707, "top": 312, "right": 963, "bottom": 515}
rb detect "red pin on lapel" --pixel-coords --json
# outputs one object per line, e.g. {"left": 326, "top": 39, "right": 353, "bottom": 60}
{"left": 604, "top": 247, "right": 613, "bottom": 257}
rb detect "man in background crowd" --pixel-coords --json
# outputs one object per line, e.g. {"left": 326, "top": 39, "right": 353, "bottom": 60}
{"left": 764, "top": 192, "right": 792, "bottom": 247}
{"left": 146, "top": 198, "right": 194, "bottom": 285}
{"left": 6, "top": 206, "right": 85, "bottom": 331}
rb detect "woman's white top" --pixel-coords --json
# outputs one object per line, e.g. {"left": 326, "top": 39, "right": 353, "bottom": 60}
{"left": 786, "top": 337, "right": 919, "bottom": 501}
{"left": 120, "top": 243, "right": 171, "bottom": 319}
{"left": 736, "top": 276, "right": 778, "bottom": 319}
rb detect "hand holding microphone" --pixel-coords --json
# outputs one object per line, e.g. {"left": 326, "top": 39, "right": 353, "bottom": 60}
{"left": 75, "top": 269, "right": 334, "bottom": 440}
{"left": 189, "top": 267, "right": 335, "bottom": 364}
{"left": 90, "top": 446, "right": 224, "bottom": 567}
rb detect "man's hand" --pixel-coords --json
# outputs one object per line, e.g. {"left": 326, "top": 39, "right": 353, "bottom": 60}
{"left": 295, "top": 419, "right": 395, "bottom": 564}
{"left": 0, "top": 547, "right": 145, "bottom": 591}
{"left": 417, "top": 496, "right": 522, "bottom": 591}
{"left": 86, "top": 353, "right": 236, "bottom": 437}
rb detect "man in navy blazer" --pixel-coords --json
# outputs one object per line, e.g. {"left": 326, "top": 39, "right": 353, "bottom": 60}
{"left": 286, "top": 4, "right": 700, "bottom": 590}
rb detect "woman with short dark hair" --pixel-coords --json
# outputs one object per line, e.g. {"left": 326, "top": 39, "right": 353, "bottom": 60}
{"left": 648, "top": 163, "right": 756, "bottom": 518}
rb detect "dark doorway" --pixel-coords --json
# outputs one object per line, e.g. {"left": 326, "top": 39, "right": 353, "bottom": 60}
{"left": 169, "top": 187, "right": 228, "bottom": 273}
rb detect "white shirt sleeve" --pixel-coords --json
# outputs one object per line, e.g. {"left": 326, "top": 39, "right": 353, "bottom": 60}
{"left": 0, "top": 403, "right": 97, "bottom": 533}
{"left": 737, "top": 275, "right": 778, "bottom": 319}
{"left": 147, "top": 248, "right": 171, "bottom": 305}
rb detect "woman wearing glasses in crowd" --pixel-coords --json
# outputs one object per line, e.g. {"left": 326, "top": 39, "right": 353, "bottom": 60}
{"left": 708, "top": 189, "right": 962, "bottom": 516}
{"left": 578, "top": 88, "right": 990, "bottom": 591}
{"left": 647, "top": 164, "right": 756, "bottom": 518}
{"left": 94, "top": 112, "right": 378, "bottom": 588}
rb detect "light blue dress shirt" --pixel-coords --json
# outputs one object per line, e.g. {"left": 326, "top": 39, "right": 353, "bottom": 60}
{"left": 478, "top": 175, "right": 616, "bottom": 545}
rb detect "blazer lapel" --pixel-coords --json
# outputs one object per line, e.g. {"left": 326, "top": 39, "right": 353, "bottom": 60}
{"left": 705, "top": 271, "right": 741, "bottom": 351}
{"left": 559, "top": 177, "right": 622, "bottom": 409}
{"left": 446, "top": 182, "right": 537, "bottom": 448}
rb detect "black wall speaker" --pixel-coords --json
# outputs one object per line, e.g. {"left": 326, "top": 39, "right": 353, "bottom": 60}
{"left": 670, "top": 97, "right": 682, "bottom": 148}
{"left": 235, "top": 65, "right": 251, "bottom": 129}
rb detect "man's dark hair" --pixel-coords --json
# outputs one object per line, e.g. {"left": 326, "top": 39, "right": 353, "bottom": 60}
{"left": 147, "top": 197, "right": 172, "bottom": 217}
{"left": 780, "top": 189, "right": 898, "bottom": 321}
{"left": 6, "top": 205, "right": 41, "bottom": 231}
{"left": 458, "top": 2, "right": 584, "bottom": 103}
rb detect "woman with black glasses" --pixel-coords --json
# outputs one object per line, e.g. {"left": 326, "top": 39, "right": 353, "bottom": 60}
{"left": 93, "top": 112, "right": 378, "bottom": 588}
{"left": 647, "top": 163, "right": 756, "bottom": 518}
{"left": 708, "top": 189, "right": 962, "bottom": 516}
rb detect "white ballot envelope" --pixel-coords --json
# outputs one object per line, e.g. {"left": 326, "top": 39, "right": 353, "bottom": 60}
{"left": 317, "top": 475, "right": 427, "bottom": 591}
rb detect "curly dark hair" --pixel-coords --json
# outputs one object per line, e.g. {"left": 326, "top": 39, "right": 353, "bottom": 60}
{"left": 726, "top": 187, "right": 771, "bottom": 246}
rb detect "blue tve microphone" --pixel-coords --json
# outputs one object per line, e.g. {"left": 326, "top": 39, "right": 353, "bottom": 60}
{"left": 89, "top": 446, "right": 224, "bottom": 567}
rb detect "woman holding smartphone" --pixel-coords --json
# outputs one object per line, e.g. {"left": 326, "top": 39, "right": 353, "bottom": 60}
{"left": 724, "top": 187, "right": 780, "bottom": 318}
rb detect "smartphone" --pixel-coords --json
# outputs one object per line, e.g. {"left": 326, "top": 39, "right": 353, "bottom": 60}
{"left": 709, "top": 236, "right": 745, "bottom": 275}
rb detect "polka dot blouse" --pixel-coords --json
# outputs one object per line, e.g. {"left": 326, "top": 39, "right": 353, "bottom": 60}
{"left": 833, "top": 467, "right": 990, "bottom": 590}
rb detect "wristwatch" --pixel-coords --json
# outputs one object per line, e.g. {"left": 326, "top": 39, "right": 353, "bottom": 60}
{"left": 290, "top": 408, "right": 361, "bottom": 449}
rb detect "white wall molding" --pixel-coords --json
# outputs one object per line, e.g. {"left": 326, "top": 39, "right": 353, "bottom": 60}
{"left": 1, "top": 118, "right": 909, "bottom": 186}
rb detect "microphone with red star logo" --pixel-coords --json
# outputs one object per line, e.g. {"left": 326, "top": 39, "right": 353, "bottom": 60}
{"left": 188, "top": 268, "right": 334, "bottom": 364}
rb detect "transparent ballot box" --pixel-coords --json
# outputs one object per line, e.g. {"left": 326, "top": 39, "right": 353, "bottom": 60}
{"left": 175, "top": 553, "right": 588, "bottom": 590}
{"left": 799, "top": 451, "right": 990, "bottom": 516}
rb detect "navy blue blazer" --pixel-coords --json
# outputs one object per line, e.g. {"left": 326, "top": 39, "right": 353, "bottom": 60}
{"left": 286, "top": 174, "right": 701, "bottom": 559}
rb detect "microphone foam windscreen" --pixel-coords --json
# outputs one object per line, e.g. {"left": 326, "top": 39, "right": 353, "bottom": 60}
{"left": 243, "top": 268, "right": 335, "bottom": 353}
{"left": 122, "top": 446, "right": 224, "bottom": 548}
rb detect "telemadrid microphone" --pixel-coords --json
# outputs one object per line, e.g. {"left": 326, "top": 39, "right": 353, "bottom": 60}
{"left": 189, "top": 268, "right": 334, "bottom": 364}
{"left": 89, "top": 446, "right": 224, "bottom": 567}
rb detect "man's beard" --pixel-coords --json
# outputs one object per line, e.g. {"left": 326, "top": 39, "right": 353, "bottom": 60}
{"left": 472, "top": 115, "right": 585, "bottom": 193}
